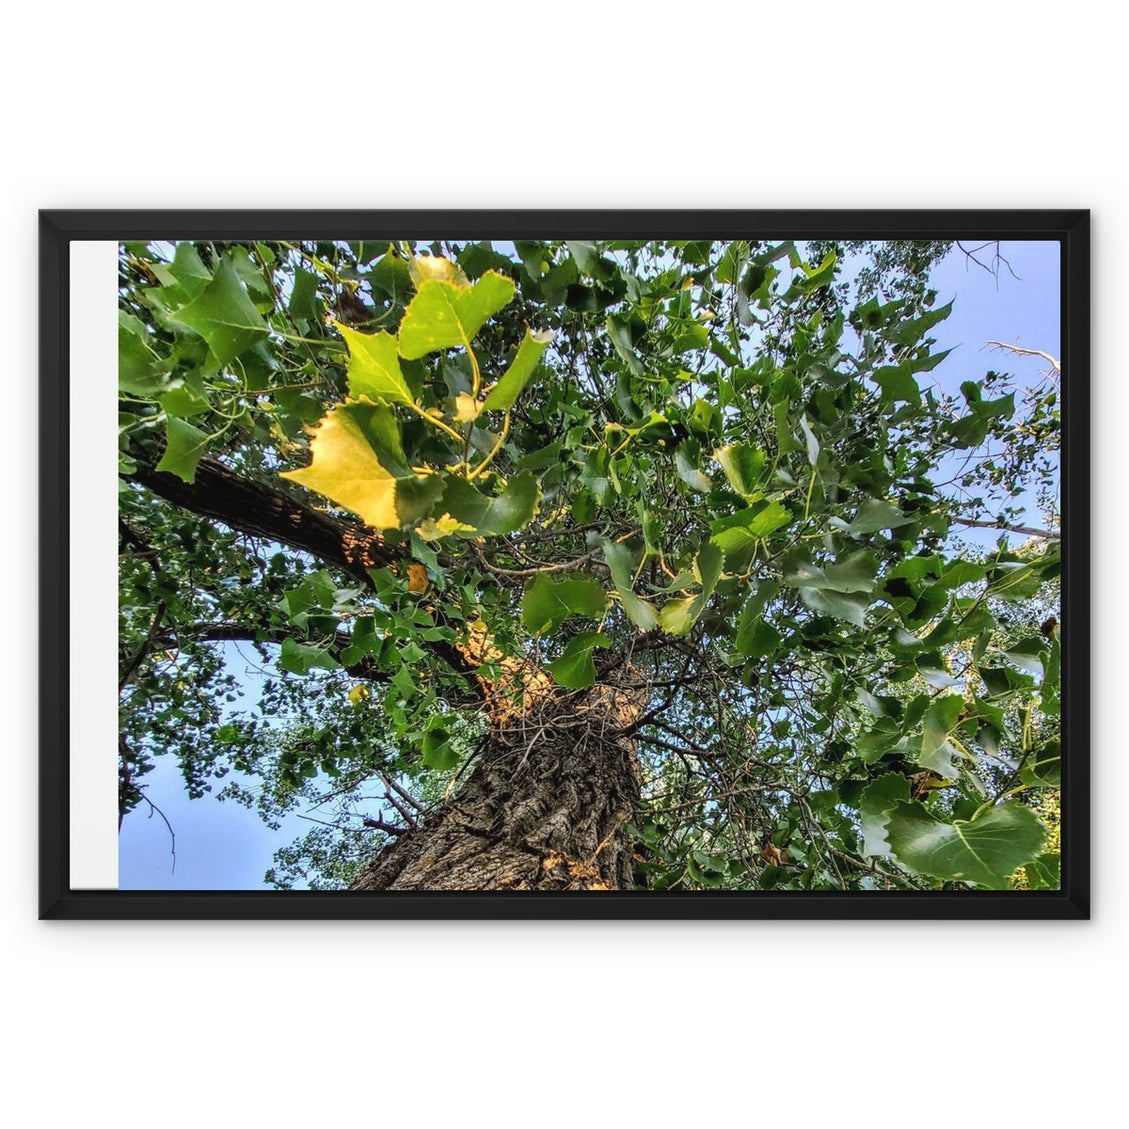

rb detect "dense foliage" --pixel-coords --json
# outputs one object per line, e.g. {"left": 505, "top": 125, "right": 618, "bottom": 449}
{"left": 118, "top": 236, "right": 1061, "bottom": 891}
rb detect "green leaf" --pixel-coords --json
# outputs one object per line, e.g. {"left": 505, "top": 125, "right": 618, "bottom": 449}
{"left": 523, "top": 574, "right": 608, "bottom": 634}
{"left": 800, "top": 587, "right": 870, "bottom": 627}
{"left": 280, "top": 400, "right": 442, "bottom": 530}
{"left": 670, "top": 319, "right": 709, "bottom": 354}
{"left": 458, "top": 241, "right": 516, "bottom": 279}
{"left": 606, "top": 312, "right": 645, "bottom": 375}
{"left": 986, "top": 558, "right": 1054, "bottom": 602}
{"left": 278, "top": 637, "right": 340, "bottom": 675}
{"left": 1002, "top": 637, "right": 1046, "bottom": 678}
{"left": 564, "top": 240, "right": 601, "bottom": 275}
{"left": 119, "top": 314, "right": 167, "bottom": 396}
{"left": 859, "top": 773, "right": 911, "bottom": 857}
{"left": 1021, "top": 851, "right": 1060, "bottom": 890}
{"left": 674, "top": 441, "right": 712, "bottom": 492}
{"left": 398, "top": 270, "right": 516, "bottom": 359}
{"left": 688, "top": 398, "right": 721, "bottom": 438}
{"left": 658, "top": 541, "right": 723, "bottom": 636}
{"left": 919, "top": 694, "right": 965, "bottom": 777}
{"left": 710, "top": 501, "right": 792, "bottom": 557}
{"left": 734, "top": 615, "right": 782, "bottom": 658}
{"left": 367, "top": 248, "right": 412, "bottom": 299}
{"left": 288, "top": 267, "right": 322, "bottom": 322}
{"left": 147, "top": 242, "right": 212, "bottom": 310}
{"left": 391, "top": 665, "right": 417, "bottom": 700}
{"left": 547, "top": 632, "right": 612, "bottom": 690}
{"left": 799, "top": 414, "right": 820, "bottom": 467}
{"left": 229, "top": 245, "right": 273, "bottom": 307}
{"left": 1020, "top": 739, "right": 1061, "bottom": 788}
{"left": 603, "top": 541, "right": 659, "bottom": 631}
{"left": 167, "top": 242, "right": 212, "bottom": 292}
{"left": 279, "top": 581, "right": 319, "bottom": 628}
{"left": 916, "top": 656, "right": 959, "bottom": 690}
{"left": 482, "top": 328, "right": 555, "bottom": 412}
{"left": 884, "top": 301, "right": 953, "bottom": 347}
{"left": 155, "top": 418, "right": 211, "bottom": 483}
{"left": 438, "top": 471, "right": 540, "bottom": 536}
{"left": 336, "top": 323, "right": 413, "bottom": 406}
{"left": 871, "top": 364, "right": 921, "bottom": 405}
{"left": 168, "top": 255, "right": 268, "bottom": 365}
{"left": 847, "top": 498, "right": 913, "bottom": 535}
{"left": 421, "top": 718, "right": 459, "bottom": 771}
{"left": 783, "top": 549, "right": 877, "bottom": 593}
{"left": 159, "top": 386, "right": 209, "bottom": 418}
{"left": 885, "top": 801, "right": 1047, "bottom": 888}
{"left": 855, "top": 720, "right": 909, "bottom": 764}
{"left": 947, "top": 564, "right": 991, "bottom": 595}
{"left": 714, "top": 443, "right": 766, "bottom": 497}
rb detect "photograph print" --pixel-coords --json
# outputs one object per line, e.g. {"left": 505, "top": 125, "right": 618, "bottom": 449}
{"left": 95, "top": 219, "right": 1078, "bottom": 911}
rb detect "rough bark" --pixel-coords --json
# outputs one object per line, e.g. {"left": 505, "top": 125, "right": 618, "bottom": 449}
{"left": 352, "top": 658, "right": 647, "bottom": 891}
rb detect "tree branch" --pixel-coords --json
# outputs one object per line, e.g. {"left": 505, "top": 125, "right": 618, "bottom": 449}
{"left": 128, "top": 456, "right": 401, "bottom": 585}
{"left": 952, "top": 517, "right": 1060, "bottom": 542}
{"left": 984, "top": 341, "right": 1060, "bottom": 375}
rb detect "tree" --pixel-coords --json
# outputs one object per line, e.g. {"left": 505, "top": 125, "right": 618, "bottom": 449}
{"left": 117, "top": 236, "right": 1061, "bottom": 892}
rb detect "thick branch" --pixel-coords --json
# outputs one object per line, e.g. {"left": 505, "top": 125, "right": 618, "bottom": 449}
{"left": 128, "top": 457, "right": 400, "bottom": 585}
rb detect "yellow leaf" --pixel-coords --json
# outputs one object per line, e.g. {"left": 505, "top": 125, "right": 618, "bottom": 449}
{"left": 407, "top": 563, "right": 429, "bottom": 594}
{"left": 415, "top": 513, "right": 476, "bottom": 541}
{"left": 453, "top": 393, "right": 481, "bottom": 423}
{"left": 348, "top": 684, "right": 369, "bottom": 705}
{"left": 280, "top": 403, "right": 401, "bottom": 529}
{"left": 408, "top": 255, "right": 470, "bottom": 289}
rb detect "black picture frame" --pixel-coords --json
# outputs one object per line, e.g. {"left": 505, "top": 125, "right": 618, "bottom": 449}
{"left": 40, "top": 209, "right": 1090, "bottom": 920}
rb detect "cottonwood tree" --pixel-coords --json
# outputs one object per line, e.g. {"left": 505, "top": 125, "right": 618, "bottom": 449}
{"left": 118, "top": 237, "right": 1060, "bottom": 891}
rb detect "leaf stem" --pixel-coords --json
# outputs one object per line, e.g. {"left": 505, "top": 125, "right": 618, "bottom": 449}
{"left": 406, "top": 401, "right": 466, "bottom": 446}
{"left": 468, "top": 410, "right": 511, "bottom": 481}
{"left": 803, "top": 466, "right": 818, "bottom": 521}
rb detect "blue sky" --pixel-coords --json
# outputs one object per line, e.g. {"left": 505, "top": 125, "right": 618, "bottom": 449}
{"left": 118, "top": 238, "right": 1062, "bottom": 891}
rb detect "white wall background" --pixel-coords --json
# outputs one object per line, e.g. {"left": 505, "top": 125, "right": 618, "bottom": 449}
{"left": 3, "top": 4, "right": 1119, "bottom": 1125}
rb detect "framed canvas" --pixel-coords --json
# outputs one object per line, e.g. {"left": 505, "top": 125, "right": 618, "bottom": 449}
{"left": 39, "top": 209, "right": 1089, "bottom": 919}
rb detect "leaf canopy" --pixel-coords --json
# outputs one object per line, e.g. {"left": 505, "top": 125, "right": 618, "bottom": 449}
{"left": 116, "top": 236, "right": 1062, "bottom": 895}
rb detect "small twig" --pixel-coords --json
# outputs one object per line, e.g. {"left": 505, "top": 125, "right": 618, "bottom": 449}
{"left": 136, "top": 790, "right": 177, "bottom": 874}
{"left": 473, "top": 544, "right": 604, "bottom": 579}
{"left": 956, "top": 241, "right": 1019, "bottom": 285}
{"left": 952, "top": 517, "right": 1059, "bottom": 541}
{"left": 296, "top": 813, "right": 345, "bottom": 830}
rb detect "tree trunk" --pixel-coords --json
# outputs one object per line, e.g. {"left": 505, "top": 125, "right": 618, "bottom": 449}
{"left": 351, "top": 657, "right": 646, "bottom": 891}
